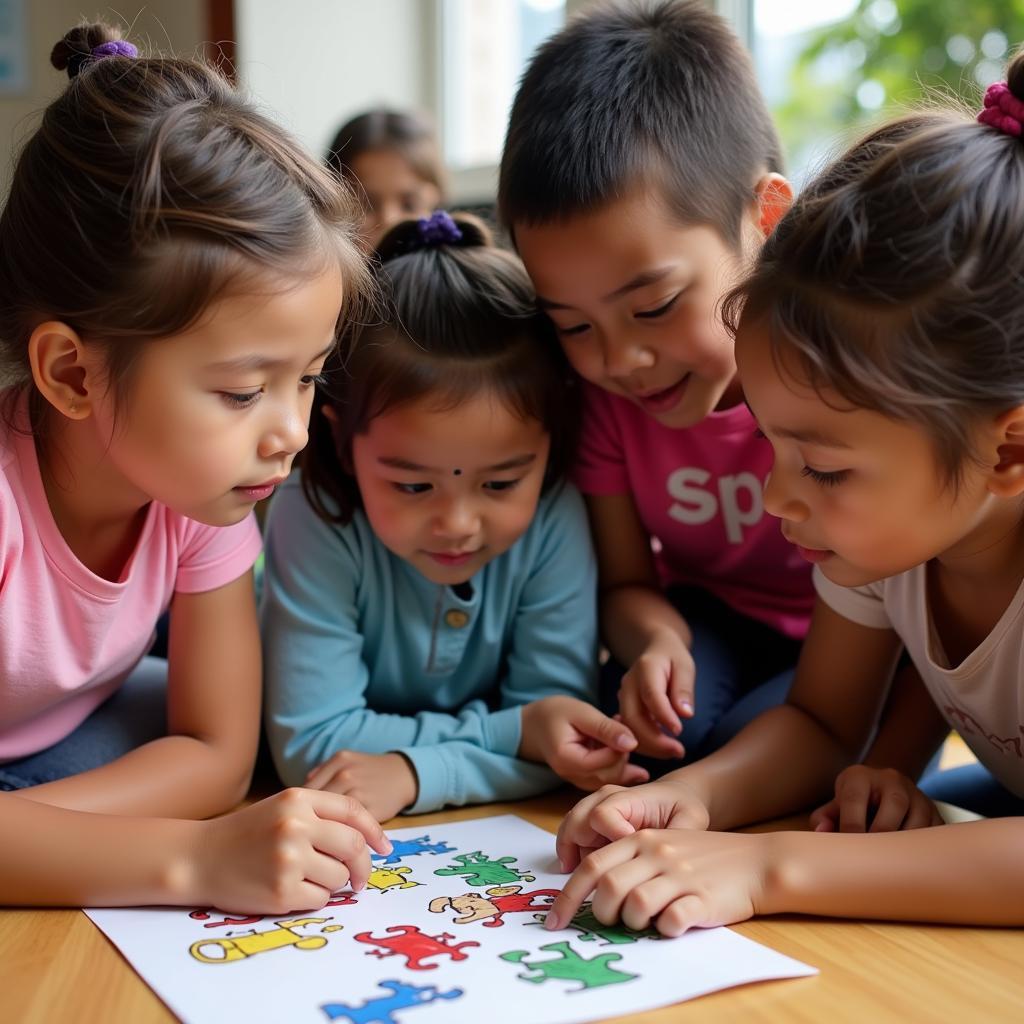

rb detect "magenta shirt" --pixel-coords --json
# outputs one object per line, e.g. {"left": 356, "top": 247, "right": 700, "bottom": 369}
{"left": 0, "top": 398, "right": 262, "bottom": 761}
{"left": 574, "top": 383, "right": 813, "bottom": 639}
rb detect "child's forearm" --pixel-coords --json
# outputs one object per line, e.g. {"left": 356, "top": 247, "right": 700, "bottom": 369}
{"left": 600, "top": 585, "right": 692, "bottom": 663}
{"left": 667, "top": 704, "right": 852, "bottom": 830}
{"left": 16, "top": 734, "right": 252, "bottom": 819}
{"left": 763, "top": 819, "right": 1024, "bottom": 925}
{"left": 0, "top": 792, "right": 203, "bottom": 906}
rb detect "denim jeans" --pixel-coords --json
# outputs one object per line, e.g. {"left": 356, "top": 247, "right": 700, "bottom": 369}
{"left": 601, "top": 586, "right": 802, "bottom": 774}
{"left": 920, "top": 761, "right": 1024, "bottom": 817}
{"left": 0, "top": 656, "right": 168, "bottom": 790}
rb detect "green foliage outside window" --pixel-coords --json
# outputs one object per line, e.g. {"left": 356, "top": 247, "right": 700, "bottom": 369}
{"left": 772, "top": 0, "right": 1024, "bottom": 175}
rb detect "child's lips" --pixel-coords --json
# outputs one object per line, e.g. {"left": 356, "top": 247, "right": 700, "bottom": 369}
{"left": 426, "top": 550, "right": 479, "bottom": 567}
{"left": 632, "top": 375, "right": 690, "bottom": 414}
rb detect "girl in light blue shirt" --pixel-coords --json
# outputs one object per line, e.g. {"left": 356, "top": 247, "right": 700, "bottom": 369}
{"left": 261, "top": 212, "right": 646, "bottom": 819}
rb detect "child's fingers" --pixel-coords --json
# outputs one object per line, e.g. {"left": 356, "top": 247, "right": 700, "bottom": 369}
{"left": 617, "top": 762, "right": 651, "bottom": 786}
{"left": 570, "top": 703, "right": 637, "bottom": 753}
{"left": 634, "top": 667, "right": 682, "bottom": 734}
{"left": 666, "top": 662, "right": 695, "bottom": 719}
{"left": 554, "top": 786, "right": 628, "bottom": 871}
{"left": 618, "top": 687, "right": 683, "bottom": 757}
{"left": 867, "top": 788, "right": 911, "bottom": 833}
{"left": 656, "top": 893, "right": 709, "bottom": 938}
{"left": 310, "top": 791, "right": 392, "bottom": 857}
{"left": 836, "top": 775, "right": 872, "bottom": 833}
{"left": 808, "top": 798, "right": 839, "bottom": 832}
{"left": 545, "top": 838, "right": 635, "bottom": 931}
{"left": 905, "top": 798, "right": 943, "bottom": 830}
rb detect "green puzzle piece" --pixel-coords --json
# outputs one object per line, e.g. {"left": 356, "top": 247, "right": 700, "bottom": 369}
{"left": 433, "top": 852, "right": 535, "bottom": 887}
{"left": 500, "top": 940, "right": 638, "bottom": 990}
{"left": 536, "top": 903, "right": 660, "bottom": 945}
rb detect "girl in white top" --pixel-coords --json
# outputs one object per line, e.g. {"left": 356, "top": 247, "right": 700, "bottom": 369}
{"left": 546, "top": 52, "right": 1024, "bottom": 933}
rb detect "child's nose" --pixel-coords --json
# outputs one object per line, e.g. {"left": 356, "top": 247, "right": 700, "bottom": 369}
{"left": 435, "top": 497, "right": 479, "bottom": 538}
{"left": 602, "top": 332, "right": 655, "bottom": 378}
{"left": 259, "top": 405, "right": 309, "bottom": 460}
{"left": 762, "top": 469, "right": 808, "bottom": 522}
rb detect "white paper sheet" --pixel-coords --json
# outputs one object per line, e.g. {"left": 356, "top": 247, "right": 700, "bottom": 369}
{"left": 85, "top": 814, "right": 816, "bottom": 1024}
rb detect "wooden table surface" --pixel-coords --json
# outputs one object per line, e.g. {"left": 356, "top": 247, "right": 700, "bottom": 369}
{"left": 2, "top": 789, "right": 1021, "bottom": 1024}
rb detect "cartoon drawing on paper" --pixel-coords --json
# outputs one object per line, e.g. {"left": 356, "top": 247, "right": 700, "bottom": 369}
{"left": 500, "top": 940, "right": 638, "bottom": 991}
{"left": 354, "top": 924, "right": 479, "bottom": 970}
{"left": 371, "top": 836, "right": 455, "bottom": 866}
{"left": 189, "top": 917, "right": 341, "bottom": 964}
{"left": 367, "top": 866, "right": 421, "bottom": 893}
{"left": 428, "top": 884, "right": 561, "bottom": 927}
{"left": 433, "top": 852, "right": 535, "bottom": 887}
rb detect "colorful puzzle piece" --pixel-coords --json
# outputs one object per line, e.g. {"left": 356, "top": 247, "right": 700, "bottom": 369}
{"left": 321, "top": 980, "right": 463, "bottom": 1024}
{"left": 532, "top": 902, "right": 661, "bottom": 945}
{"left": 433, "top": 851, "right": 536, "bottom": 887}
{"left": 354, "top": 924, "right": 478, "bottom": 970}
{"left": 372, "top": 835, "right": 455, "bottom": 866}
{"left": 367, "top": 866, "right": 421, "bottom": 892}
{"left": 500, "top": 940, "right": 638, "bottom": 990}
{"left": 189, "top": 918, "right": 337, "bottom": 964}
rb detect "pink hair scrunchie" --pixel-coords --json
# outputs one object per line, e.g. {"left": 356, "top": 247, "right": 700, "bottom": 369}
{"left": 977, "top": 81, "right": 1024, "bottom": 137}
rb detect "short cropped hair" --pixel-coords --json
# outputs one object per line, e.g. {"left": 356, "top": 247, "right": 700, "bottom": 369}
{"left": 498, "top": 0, "right": 781, "bottom": 247}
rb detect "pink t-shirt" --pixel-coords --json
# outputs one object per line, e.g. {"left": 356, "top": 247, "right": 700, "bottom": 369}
{"left": 574, "top": 383, "right": 813, "bottom": 639}
{"left": 0, "top": 402, "right": 262, "bottom": 761}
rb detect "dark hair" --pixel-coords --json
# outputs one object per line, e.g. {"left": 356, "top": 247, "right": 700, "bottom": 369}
{"left": 301, "top": 213, "right": 578, "bottom": 524}
{"left": 0, "top": 21, "right": 370, "bottom": 426}
{"left": 724, "top": 50, "right": 1024, "bottom": 486}
{"left": 497, "top": 0, "right": 781, "bottom": 247}
{"left": 326, "top": 108, "right": 447, "bottom": 198}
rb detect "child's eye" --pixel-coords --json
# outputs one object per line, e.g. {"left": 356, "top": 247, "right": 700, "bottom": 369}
{"left": 801, "top": 466, "right": 850, "bottom": 488}
{"left": 635, "top": 294, "right": 680, "bottom": 320}
{"left": 392, "top": 482, "right": 432, "bottom": 495}
{"left": 484, "top": 479, "right": 521, "bottom": 493}
{"left": 220, "top": 390, "right": 262, "bottom": 408}
{"left": 300, "top": 373, "right": 327, "bottom": 388}
{"left": 555, "top": 322, "right": 590, "bottom": 338}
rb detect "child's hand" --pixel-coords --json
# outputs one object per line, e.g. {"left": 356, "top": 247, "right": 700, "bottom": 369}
{"left": 618, "top": 631, "right": 695, "bottom": 759}
{"left": 304, "top": 751, "right": 419, "bottom": 822}
{"left": 193, "top": 788, "right": 391, "bottom": 915}
{"left": 810, "top": 764, "right": 942, "bottom": 833}
{"left": 555, "top": 778, "right": 711, "bottom": 872}
{"left": 544, "top": 828, "right": 772, "bottom": 937}
{"left": 520, "top": 696, "right": 649, "bottom": 791}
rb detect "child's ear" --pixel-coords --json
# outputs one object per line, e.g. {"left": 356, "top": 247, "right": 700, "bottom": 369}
{"left": 27, "top": 321, "right": 94, "bottom": 420}
{"left": 753, "top": 173, "right": 793, "bottom": 239}
{"left": 988, "top": 405, "right": 1024, "bottom": 497}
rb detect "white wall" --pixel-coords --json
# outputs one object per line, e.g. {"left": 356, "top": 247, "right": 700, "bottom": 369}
{"left": 0, "top": 2, "right": 204, "bottom": 197}
{"left": 235, "top": 0, "right": 435, "bottom": 166}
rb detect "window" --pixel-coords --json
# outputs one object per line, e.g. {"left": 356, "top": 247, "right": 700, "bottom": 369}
{"left": 440, "top": 0, "right": 566, "bottom": 172}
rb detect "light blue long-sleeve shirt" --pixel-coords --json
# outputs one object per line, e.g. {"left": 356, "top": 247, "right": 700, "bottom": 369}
{"left": 261, "top": 475, "right": 598, "bottom": 813}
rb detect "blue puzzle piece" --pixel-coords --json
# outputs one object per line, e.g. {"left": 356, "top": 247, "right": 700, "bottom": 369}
{"left": 321, "top": 980, "right": 463, "bottom": 1024}
{"left": 372, "top": 836, "right": 456, "bottom": 866}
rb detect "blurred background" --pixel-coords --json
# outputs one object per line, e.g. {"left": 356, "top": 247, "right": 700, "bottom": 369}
{"left": 2, "top": 1, "right": 1021, "bottom": 203}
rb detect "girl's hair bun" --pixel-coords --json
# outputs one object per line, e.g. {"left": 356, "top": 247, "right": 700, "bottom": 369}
{"left": 376, "top": 210, "right": 493, "bottom": 263}
{"left": 50, "top": 22, "right": 125, "bottom": 79}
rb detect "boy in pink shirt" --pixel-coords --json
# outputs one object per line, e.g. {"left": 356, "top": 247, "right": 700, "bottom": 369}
{"left": 499, "top": 0, "right": 814, "bottom": 766}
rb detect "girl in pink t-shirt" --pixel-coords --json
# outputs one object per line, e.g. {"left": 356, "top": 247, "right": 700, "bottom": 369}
{"left": 0, "top": 23, "right": 389, "bottom": 911}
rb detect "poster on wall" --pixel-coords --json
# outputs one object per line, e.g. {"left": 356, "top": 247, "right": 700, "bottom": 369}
{"left": 0, "top": 0, "right": 27, "bottom": 95}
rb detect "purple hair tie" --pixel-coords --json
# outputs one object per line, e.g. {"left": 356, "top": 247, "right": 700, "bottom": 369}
{"left": 417, "top": 210, "right": 463, "bottom": 247}
{"left": 91, "top": 40, "right": 139, "bottom": 61}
